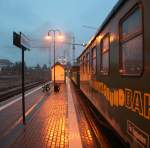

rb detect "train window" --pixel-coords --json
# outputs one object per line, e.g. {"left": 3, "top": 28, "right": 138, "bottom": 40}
{"left": 81, "top": 57, "right": 84, "bottom": 73}
{"left": 84, "top": 55, "right": 87, "bottom": 73}
{"left": 83, "top": 56, "right": 85, "bottom": 73}
{"left": 92, "top": 47, "right": 96, "bottom": 74}
{"left": 86, "top": 52, "right": 90, "bottom": 74}
{"left": 120, "top": 5, "right": 143, "bottom": 76}
{"left": 101, "top": 34, "right": 109, "bottom": 75}
{"left": 122, "top": 8, "right": 142, "bottom": 39}
{"left": 80, "top": 58, "right": 83, "bottom": 73}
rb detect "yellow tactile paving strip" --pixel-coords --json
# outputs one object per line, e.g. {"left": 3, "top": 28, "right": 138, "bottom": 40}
{"left": 11, "top": 84, "right": 69, "bottom": 148}
{"left": 71, "top": 100, "right": 98, "bottom": 147}
{"left": 67, "top": 78, "right": 82, "bottom": 148}
{"left": 70, "top": 82, "right": 100, "bottom": 148}
{"left": 80, "top": 119, "right": 95, "bottom": 147}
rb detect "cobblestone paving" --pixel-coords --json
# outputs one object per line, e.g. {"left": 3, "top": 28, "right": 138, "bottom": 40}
{"left": 11, "top": 85, "right": 69, "bottom": 148}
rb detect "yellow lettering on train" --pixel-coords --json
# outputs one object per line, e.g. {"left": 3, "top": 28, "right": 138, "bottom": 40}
{"left": 125, "top": 88, "right": 132, "bottom": 109}
{"left": 109, "top": 91, "right": 114, "bottom": 107}
{"left": 91, "top": 80, "right": 150, "bottom": 120}
{"left": 144, "top": 93, "right": 150, "bottom": 120}
{"left": 132, "top": 91, "right": 143, "bottom": 116}
{"left": 106, "top": 87, "right": 110, "bottom": 101}
{"left": 114, "top": 90, "right": 119, "bottom": 107}
{"left": 103, "top": 84, "right": 107, "bottom": 97}
{"left": 118, "top": 89, "right": 125, "bottom": 106}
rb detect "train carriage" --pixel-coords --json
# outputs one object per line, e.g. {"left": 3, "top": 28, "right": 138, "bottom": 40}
{"left": 79, "top": 0, "right": 150, "bottom": 147}
{"left": 70, "top": 65, "right": 80, "bottom": 87}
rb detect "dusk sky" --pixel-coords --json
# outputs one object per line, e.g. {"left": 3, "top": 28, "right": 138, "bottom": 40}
{"left": 0, "top": 0, "right": 118, "bottom": 66}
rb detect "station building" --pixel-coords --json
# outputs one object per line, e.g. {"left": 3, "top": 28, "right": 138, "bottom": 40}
{"left": 51, "top": 62, "right": 66, "bottom": 83}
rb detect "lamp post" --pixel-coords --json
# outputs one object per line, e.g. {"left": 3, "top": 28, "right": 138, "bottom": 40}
{"left": 82, "top": 25, "right": 97, "bottom": 30}
{"left": 72, "top": 36, "right": 75, "bottom": 65}
{"left": 47, "top": 29, "right": 63, "bottom": 92}
{"left": 70, "top": 36, "right": 86, "bottom": 65}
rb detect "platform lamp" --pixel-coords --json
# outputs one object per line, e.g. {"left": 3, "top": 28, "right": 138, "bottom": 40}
{"left": 46, "top": 29, "right": 64, "bottom": 92}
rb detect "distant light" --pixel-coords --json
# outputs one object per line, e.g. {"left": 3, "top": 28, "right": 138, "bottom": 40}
{"left": 110, "top": 34, "right": 116, "bottom": 43}
{"left": 82, "top": 43, "right": 86, "bottom": 47}
{"left": 45, "top": 35, "right": 51, "bottom": 40}
{"left": 57, "top": 34, "right": 64, "bottom": 42}
{"left": 97, "top": 35, "right": 103, "bottom": 41}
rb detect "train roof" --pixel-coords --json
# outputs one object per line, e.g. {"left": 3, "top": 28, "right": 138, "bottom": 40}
{"left": 79, "top": 0, "right": 126, "bottom": 58}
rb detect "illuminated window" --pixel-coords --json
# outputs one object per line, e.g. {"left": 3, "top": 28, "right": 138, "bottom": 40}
{"left": 84, "top": 54, "right": 87, "bottom": 73}
{"left": 91, "top": 47, "right": 96, "bottom": 74}
{"left": 120, "top": 5, "right": 143, "bottom": 76}
{"left": 80, "top": 58, "right": 83, "bottom": 73}
{"left": 83, "top": 56, "right": 85, "bottom": 73}
{"left": 86, "top": 52, "right": 90, "bottom": 74}
{"left": 101, "top": 34, "right": 109, "bottom": 75}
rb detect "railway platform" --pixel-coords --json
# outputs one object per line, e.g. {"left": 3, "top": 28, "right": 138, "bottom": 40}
{"left": 0, "top": 78, "right": 103, "bottom": 148}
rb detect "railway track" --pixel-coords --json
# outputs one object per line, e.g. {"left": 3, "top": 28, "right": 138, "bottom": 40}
{"left": 0, "top": 81, "right": 46, "bottom": 102}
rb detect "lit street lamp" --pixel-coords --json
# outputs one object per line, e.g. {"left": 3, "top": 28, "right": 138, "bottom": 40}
{"left": 46, "top": 29, "right": 64, "bottom": 92}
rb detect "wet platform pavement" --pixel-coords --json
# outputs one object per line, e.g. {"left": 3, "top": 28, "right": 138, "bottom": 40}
{"left": 0, "top": 78, "right": 102, "bottom": 148}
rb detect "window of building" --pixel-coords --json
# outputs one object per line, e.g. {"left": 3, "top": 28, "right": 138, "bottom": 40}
{"left": 91, "top": 47, "right": 96, "bottom": 74}
{"left": 120, "top": 5, "right": 143, "bottom": 76}
{"left": 101, "top": 34, "right": 110, "bottom": 75}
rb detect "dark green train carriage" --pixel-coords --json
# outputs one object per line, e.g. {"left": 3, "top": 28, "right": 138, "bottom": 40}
{"left": 79, "top": 0, "right": 150, "bottom": 147}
